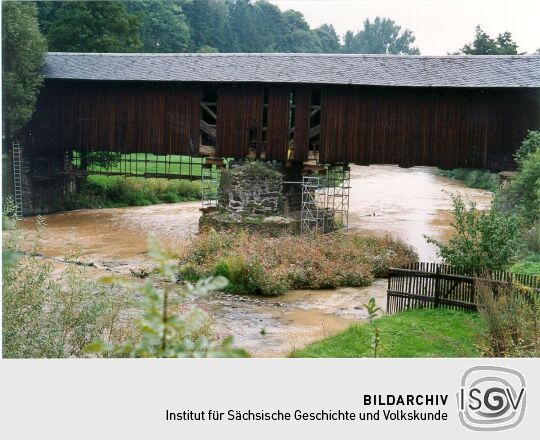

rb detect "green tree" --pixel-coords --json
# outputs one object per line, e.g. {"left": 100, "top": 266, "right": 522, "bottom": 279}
{"left": 36, "top": 1, "right": 63, "bottom": 36}
{"left": 184, "top": 0, "right": 238, "bottom": 52}
{"left": 458, "top": 25, "right": 521, "bottom": 55}
{"left": 197, "top": 45, "right": 220, "bottom": 53}
{"left": 45, "top": 1, "right": 142, "bottom": 52}
{"left": 426, "top": 194, "right": 522, "bottom": 272}
{"left": 127, "top": 0, "right": 190, "bottom": 52}
{"left": 514, "top": 130, "right": 540, "bottom": 166}
{"left": 277, "top": 9, "right": 321, "bottom": 52}
{"left": 251, "top": 0, "right": 285, "bottom": 52}
{"left": 497, "top": 132, "right": 540, "bottom": 227}
{"left": 314, "top": 24, "right": 340, "bottom": 53}
{"left": 343, "top": 17, "right": 419, "bottom": 54}
{"left": 342, "top": 30, "right": 355, "bottom": 53}
{"left": 2, "top": 1, "right": 47, "bottom": 133}
{"left": 228, "top": 0, "right": 260, "bottom": 52}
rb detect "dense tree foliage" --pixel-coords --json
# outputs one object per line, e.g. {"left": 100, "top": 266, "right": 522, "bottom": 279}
{"left": 426, "top": 194, "right": 522, "bottom": 272}
{"left": 183, "top": 0, "right": 237, "bottom": 52}
{"left": 314, "top": 24, "right": 340, "bottom": 53}
{"left": 342, "top": 17, "right": 419, "bottom": 54}
{"left": 228, "top": 0, "right": 260, "bottom": 52}
{"left": 497, "top": 131, "right": 540, "bottom": 227}
{"left": 127, "top": 1, "right": 190, "bottom": 52}
{"left": 2, "top": 1, "right": 47, "bottom": 132}
{"left": 39, "top": 1, "right": 142, "bottom": 52}
{"left": 457, "top": 25, "right": 521, "bottom": 55}
{"left": 35, "top": 0, "right": 422, "bottom": 55}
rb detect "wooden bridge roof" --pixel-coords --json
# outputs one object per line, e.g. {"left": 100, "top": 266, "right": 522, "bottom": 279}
{"left": 43, "top": 52, "right": 540, "bottom": 88}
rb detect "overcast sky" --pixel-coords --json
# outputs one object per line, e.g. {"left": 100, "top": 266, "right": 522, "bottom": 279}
{"left": 269, "top": 0, "right": 540, "bottom": 54}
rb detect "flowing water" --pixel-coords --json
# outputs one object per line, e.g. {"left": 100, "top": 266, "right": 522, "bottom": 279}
{"left": 16, "top": 165, "right": 492, "bottom": 357}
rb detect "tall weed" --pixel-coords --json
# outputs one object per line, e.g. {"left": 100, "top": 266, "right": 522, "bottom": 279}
{"left": 476, "top": 280, "right": 540, "bottom": 357}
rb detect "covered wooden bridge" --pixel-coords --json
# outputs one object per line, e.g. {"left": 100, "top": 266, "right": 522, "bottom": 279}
{"left": 25, "top": 52, "right": 540, "bottom": 174}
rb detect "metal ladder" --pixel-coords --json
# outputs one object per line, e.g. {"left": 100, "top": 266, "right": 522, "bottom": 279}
{"left": 12, "top": 141, "right": 23, "bottom": 218}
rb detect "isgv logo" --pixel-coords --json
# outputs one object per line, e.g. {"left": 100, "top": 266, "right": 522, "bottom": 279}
{"left": 457, "top": 366, "right": 526, "bottom": 431}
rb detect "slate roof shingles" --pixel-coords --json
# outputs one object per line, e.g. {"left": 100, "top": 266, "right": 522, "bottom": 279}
{"left": 42, "top": 52, "right": 540, "bottom": 88}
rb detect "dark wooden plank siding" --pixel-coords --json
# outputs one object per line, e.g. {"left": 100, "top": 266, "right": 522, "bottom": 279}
{"left": 24, "top": 80, "right": 539, "bottom": 171}
{"left": 25, "top": 80, "right": 200, "bottom": 156}
{"left": 216, "top": 84, "right": 263, "bottom": 157}
{"left": 319, "top": 85, "right": 539, "bottom": 170}
{"left": 293, "top": 87, "right": 311, "bottom": 160}
{"left": 265, "top": 86, "right": 290, "bottom": 160}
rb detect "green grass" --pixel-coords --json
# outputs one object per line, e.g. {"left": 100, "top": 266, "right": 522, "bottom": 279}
{"left": 64, "top": 175, "right": 203, "bottom": 210}
{"left": 292, "top": 308, "right": 483, "bottom": 358}
{"left": 59, "top": 152, "right": 228, "bottom": 210}
{"left": 438, "top": 168, "right": 499, "bottom": 192}
{"left": 74, "top": 152, "right": 206, "bottom": 177}
{"left": 60, "top": 152, "right": 226, "bottom": 210}
{"left": 510, "top": 254, "right": 540, "bottom": 276}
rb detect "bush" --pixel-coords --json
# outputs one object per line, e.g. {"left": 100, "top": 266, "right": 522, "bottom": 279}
{"left": 476, "top": 280, "right": 540, "bottom": 357}
{"left": 497, "top": 147, "right": 540, "bottom": 227}
{"left": 214, "top": 255, "right": 266, "bottom": 295}
{"left": 514, "top": 130, "right": 540, "bottom": 165}
{"left": 2, "top": 196, "right": 18, "bottom": 230}
{"left": 181, "top": 230, "right": 417, "bottom": 296}
{"left": 510, "top": 254, "right": 540, "bottom": 276}
{"left": 438, "top": 168, "right": 499, "bottom": 192}
{"left": 2, "top": 249, "right": 130, "bottom": 358}
{"left": 494, "top": 132, "right": 540, "bottom": 267}
{"left": 3, "top": 228, "right": 245, "bottom": 358}
{"left": 426, "top": 193, "right": 522, "bottom": 272}
{"left": 65, "top": 176, "right": 202, "bottom": 209}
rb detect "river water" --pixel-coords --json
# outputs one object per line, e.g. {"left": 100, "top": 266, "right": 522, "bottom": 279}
{"left": 16, "top": 165, "right": 492, "bottom": 357}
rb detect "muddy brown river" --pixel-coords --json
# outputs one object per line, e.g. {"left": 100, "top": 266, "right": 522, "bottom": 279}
{"left": 16, "top": 165, "right": 492, "bottom": 357}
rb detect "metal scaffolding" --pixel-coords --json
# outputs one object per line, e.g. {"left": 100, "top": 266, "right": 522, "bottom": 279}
{"left": 201, "top": 157, "right": 225, "bottom": 209}
{"left": 325, "top": 164, "right": 351, "bottom": 229}
{"left": 300, "top": 164, "right": 350, "bottom": 234}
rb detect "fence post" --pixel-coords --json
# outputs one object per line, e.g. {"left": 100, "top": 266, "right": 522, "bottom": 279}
{"left": 434, "top": 266, "right": 440, "bottom": 308}
{"left": 387, "top": 270, "right": 392, "bottom": 312}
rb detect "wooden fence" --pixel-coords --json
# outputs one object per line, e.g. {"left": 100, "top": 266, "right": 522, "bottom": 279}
{"left": 386, "top": 262, "right": 540, "bottom": 314}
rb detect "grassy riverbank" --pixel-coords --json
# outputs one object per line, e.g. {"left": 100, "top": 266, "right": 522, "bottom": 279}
{"left": 181, "top": 230, "right": 418, "bottom": 296}
{"left": 64, "top": 175, "right": 202, "bottom": 209}
{"left": 438, "top": 168, "right": 499, "bottom": 192}
{"left": 292, "top": 308, "right": 483, "bottom": 358}
{"left": 62, "top": 153, "right": 218, "bottom": 209}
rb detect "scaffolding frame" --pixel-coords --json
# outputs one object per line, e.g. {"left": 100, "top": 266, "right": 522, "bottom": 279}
{"left": 201, "top": 157, "right": 225, "bottom": 209}
{"left": 300, "top": 164, "right": 350, "bottom": 234}
{"left": 325, "top": 164, "right": 351, "bottom": 229}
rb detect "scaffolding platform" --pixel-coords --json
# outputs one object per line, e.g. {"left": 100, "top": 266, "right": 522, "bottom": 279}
{"left": 201, "top": 157, "right": 226, "bottom": 209}
{"left": 300, "top": 164, "right": 350, "bottom": 234}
